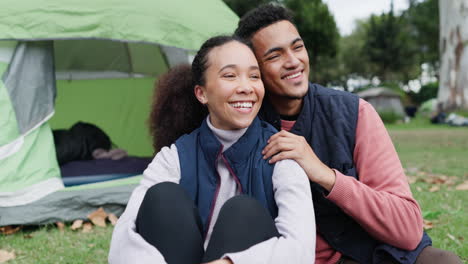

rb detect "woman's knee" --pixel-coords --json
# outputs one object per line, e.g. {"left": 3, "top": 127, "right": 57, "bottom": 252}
{"left": 144, "top": 181, "right": 182, "bottom": 201}
{"left": 222, "top": 195, "right": 263, "bottom": 213}
{"left": 138, "top": 181, "right": 194, "bottom": 222}
{"left": 218, "top": 195, "right": 274, "bottom": 225}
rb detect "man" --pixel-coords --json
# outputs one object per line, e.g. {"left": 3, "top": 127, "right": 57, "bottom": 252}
{"left": 235, "top": 4, "right": 462, "bottom": 264}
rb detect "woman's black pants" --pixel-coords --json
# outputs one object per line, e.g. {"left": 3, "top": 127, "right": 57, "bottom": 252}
{"left": 136, "top": 182, "right": 279, "bottom": 264}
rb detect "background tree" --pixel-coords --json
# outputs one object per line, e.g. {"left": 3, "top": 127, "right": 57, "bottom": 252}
{"left": 405, "top": 0, "right": 440, "bottom": 73}
{"left": 363, "top": 5, "right": 419, "bottom": 83}
{"left": 438, "top": 0, "right": 468, "bottom": 110}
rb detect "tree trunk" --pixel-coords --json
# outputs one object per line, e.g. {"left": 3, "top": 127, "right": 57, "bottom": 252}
{"left": 438, "top": 0, "right": 468, "bottom": 110}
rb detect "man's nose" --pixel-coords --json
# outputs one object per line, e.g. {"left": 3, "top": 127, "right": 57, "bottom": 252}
{"left": 284, "top": 50, "right": 300, "bottom": 69}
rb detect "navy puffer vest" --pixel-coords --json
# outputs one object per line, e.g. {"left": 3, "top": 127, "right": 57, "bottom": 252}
{"left": 259, "top": 83, "right": 431, "bottom": 264}
{"left": 175, "top": 117, "right": 278, "bottom": 236}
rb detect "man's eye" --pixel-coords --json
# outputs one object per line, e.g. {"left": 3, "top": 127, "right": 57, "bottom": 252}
{"left": 266, "top": 54, "right": 279, "bottom": 61}
{"left": 223, "top": 74, "right": 236, "bottom": 78}
{"left": 294, "top": 45, "right": 304, "bottom": 50}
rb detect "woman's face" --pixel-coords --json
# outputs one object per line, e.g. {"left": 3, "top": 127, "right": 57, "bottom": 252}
{"left": 195, "top": 41, "right": 264, "bottom": 130}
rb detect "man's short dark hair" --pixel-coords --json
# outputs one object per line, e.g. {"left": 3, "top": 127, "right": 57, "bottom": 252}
{"left": 234, "top": 3, "right": 295, "bottom": 41}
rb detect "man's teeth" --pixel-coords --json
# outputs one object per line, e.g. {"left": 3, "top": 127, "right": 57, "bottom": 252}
{"left": 284, "top": 72, "right": 301, "bottom": 80}
{"left": 229, "top": 102, "right": 253, "bottom": 108}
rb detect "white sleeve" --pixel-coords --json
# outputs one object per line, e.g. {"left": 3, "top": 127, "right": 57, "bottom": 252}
{"left": 223, "top": 159, "right": 316, "bottom": 264}
{"left": 108, "top": 144, "right": 181, "bottom": 264}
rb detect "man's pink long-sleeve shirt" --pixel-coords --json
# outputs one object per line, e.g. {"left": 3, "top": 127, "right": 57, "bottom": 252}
{"left": 281, "top": 99, "right": 423, "bottom": 264}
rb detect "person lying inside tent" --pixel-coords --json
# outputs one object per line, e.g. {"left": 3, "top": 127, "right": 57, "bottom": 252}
{"left": 52, "top": 122, "right": 151, "bottom": 186}
{"left": 109, "top": 35, "right": 316, "bottom": 264}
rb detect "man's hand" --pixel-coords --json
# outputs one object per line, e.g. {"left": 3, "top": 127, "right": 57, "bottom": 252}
{"left": 262, "top": 130, "right": 336, "bottom": 191}
{"left": 203, "top": 259, "right": 233, "bottom": 264}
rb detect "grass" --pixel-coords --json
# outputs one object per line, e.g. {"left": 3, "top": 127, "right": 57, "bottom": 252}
{"left": 1, "top": 116, "right": 467, "bottom": 263}
{"left": 387, "top": 117, "right": 468, "bottom": 261}
{"left": 0, "top": 225, "right": 113, "bottom": 264}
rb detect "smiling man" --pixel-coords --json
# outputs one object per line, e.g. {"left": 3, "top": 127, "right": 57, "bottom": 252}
{"left": 235, "top": 4, "right": 461, "bottom": 264}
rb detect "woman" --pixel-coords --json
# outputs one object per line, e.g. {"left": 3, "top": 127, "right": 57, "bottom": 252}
{"left": 108, "top": 36, "right": 315, "bottom": 264}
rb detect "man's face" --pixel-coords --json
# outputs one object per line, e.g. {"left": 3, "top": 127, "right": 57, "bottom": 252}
{"left": 251, "top": 20, "right": 310, "bottom": 102}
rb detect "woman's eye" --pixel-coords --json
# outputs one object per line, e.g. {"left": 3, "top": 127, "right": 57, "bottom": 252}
{"left": 250, "top": 74, "right": 260, "bottom": 79}
{"left": 223, "top": 74, "right": 236, "bottom": 78}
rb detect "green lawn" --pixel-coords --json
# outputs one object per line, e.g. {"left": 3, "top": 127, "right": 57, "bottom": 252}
{"left": 1, "top": 119, "right": 467, "bottom": 263}
{"left": 388, "top": 122, "right": 468, "bottom": 261}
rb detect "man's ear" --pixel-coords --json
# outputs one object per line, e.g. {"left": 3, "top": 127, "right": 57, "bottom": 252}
{"left": 194, "top": 85, "right": 208, "bottom": 104}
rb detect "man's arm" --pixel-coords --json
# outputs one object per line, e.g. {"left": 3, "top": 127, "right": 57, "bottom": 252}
{"left": 326, "top": 100, "right": 423, "bottom": 250}
{"left": 262, "top": 99, "right": 423, "bottom": 250}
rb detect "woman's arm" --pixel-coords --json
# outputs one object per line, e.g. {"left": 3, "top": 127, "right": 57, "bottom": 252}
{"left": 223, "top": 159, "right": 316, "bottom": 264}
{"left": 108, "top": 144, "right": 181, "bottom": 264}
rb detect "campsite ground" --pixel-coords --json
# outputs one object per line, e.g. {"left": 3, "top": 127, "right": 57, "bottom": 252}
{"left": 1, "top": 117, "right": 467, "bottom": 263}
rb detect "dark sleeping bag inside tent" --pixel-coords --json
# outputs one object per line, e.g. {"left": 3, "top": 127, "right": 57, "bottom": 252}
{"left": 53, "top": 122, "right": 152, "bottom": 186}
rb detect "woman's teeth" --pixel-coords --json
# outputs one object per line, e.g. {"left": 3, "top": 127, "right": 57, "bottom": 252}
{"left": 229, "top": 102, "right": 253, "bottom": 108}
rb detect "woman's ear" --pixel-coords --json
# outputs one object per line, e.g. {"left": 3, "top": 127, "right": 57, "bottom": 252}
{"left": 194, "top": 85, "right": 208, "bottom": 104}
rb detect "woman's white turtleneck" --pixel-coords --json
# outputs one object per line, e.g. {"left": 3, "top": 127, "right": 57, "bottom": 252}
{"left": 109, "top": 115, "right": 316, "bottom": 264}
{"left": 204, "top": 117, "right": 248, "bottom": 248}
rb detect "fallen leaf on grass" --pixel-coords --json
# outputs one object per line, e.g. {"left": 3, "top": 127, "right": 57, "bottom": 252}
{"left": 423, "top": 174, "right": 449, "bottom": 185}
{"left": 82, "top": 222, "right": 93, "bottom": 233}
{"left": 417, "top": 171, "right": 428, "bottom": 177}
{"left": 416, "top": 186, "right": 422, "bottom": 192}
{"left": 71, "top": 220, "right": 83, "bottom": 231}
{"left": 455, "top": 180, "right": 468, "bottom": 191}
{"left": 405, "top": 167, "right": 419, "bottom": 174}
{"left": 406, "top": 175, "right": 417, "bottom": 184}
{"left": 429, "top": 185, "right": 440, "bottom": 192}
{"left": 423, "top": 219, "right": 433, "bottom": 230}
{"left": 0, "top": 226, "right": 21, "bottom": 235}
{"left": 88, "top": 207, "right": 108, "bottom": 227}
{"left": 447, "top": 234, "right": 462, "bottom": 246}
{"left": 56, "top": 222, "right": 65, "bottom": 231}
{"left": 0, "top": 249, "right": 15, "bottom": 263}
{"left": 108, "top": 213, "right": 118, "bottom": 226}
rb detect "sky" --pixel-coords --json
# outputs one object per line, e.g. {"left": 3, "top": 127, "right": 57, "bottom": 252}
{"left": 323, "top": 0, "right": 410, "bottom": 35}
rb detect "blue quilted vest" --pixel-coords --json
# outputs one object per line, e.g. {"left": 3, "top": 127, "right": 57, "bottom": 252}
{"left": 259, "top": 83, "right": 431, "bottom": 264}
{"left": 175, "top": 117, "right": 278, "bottom": 236}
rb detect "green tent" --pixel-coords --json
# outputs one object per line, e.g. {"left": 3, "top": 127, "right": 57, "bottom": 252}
{"left": 0, "top": 0, "right": 238, "bottom": 225}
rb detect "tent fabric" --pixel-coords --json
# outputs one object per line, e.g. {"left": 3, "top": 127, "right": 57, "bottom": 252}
{"left": 62, "top": 174, "right": 135, "bottom": 187}
{"left": 54, "top": 39, "right": 169, "bottom": 78}
{"left": 0, "top": 176, "right": 142, "bottom": 226}
{"left": 2, "top": 41, "right": 56, "bottom": 135}
{"left": 0, "top": 123, "right": 63, "bottom": 207}
{"left": 0, "top": 41, "right": 17, "bottom": 63}
{"left": 0, "top": 61, "right": 20, "bottom": 147}
{"left": 0, "top": 0, "right": 238, "bottom": 51}
{"left": 0, "top": 0, "right": 238, "bottom": 222}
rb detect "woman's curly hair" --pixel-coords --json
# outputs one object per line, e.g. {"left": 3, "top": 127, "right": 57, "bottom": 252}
{"left": 148, "top": 64, "right": 208, "bottom": 153}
